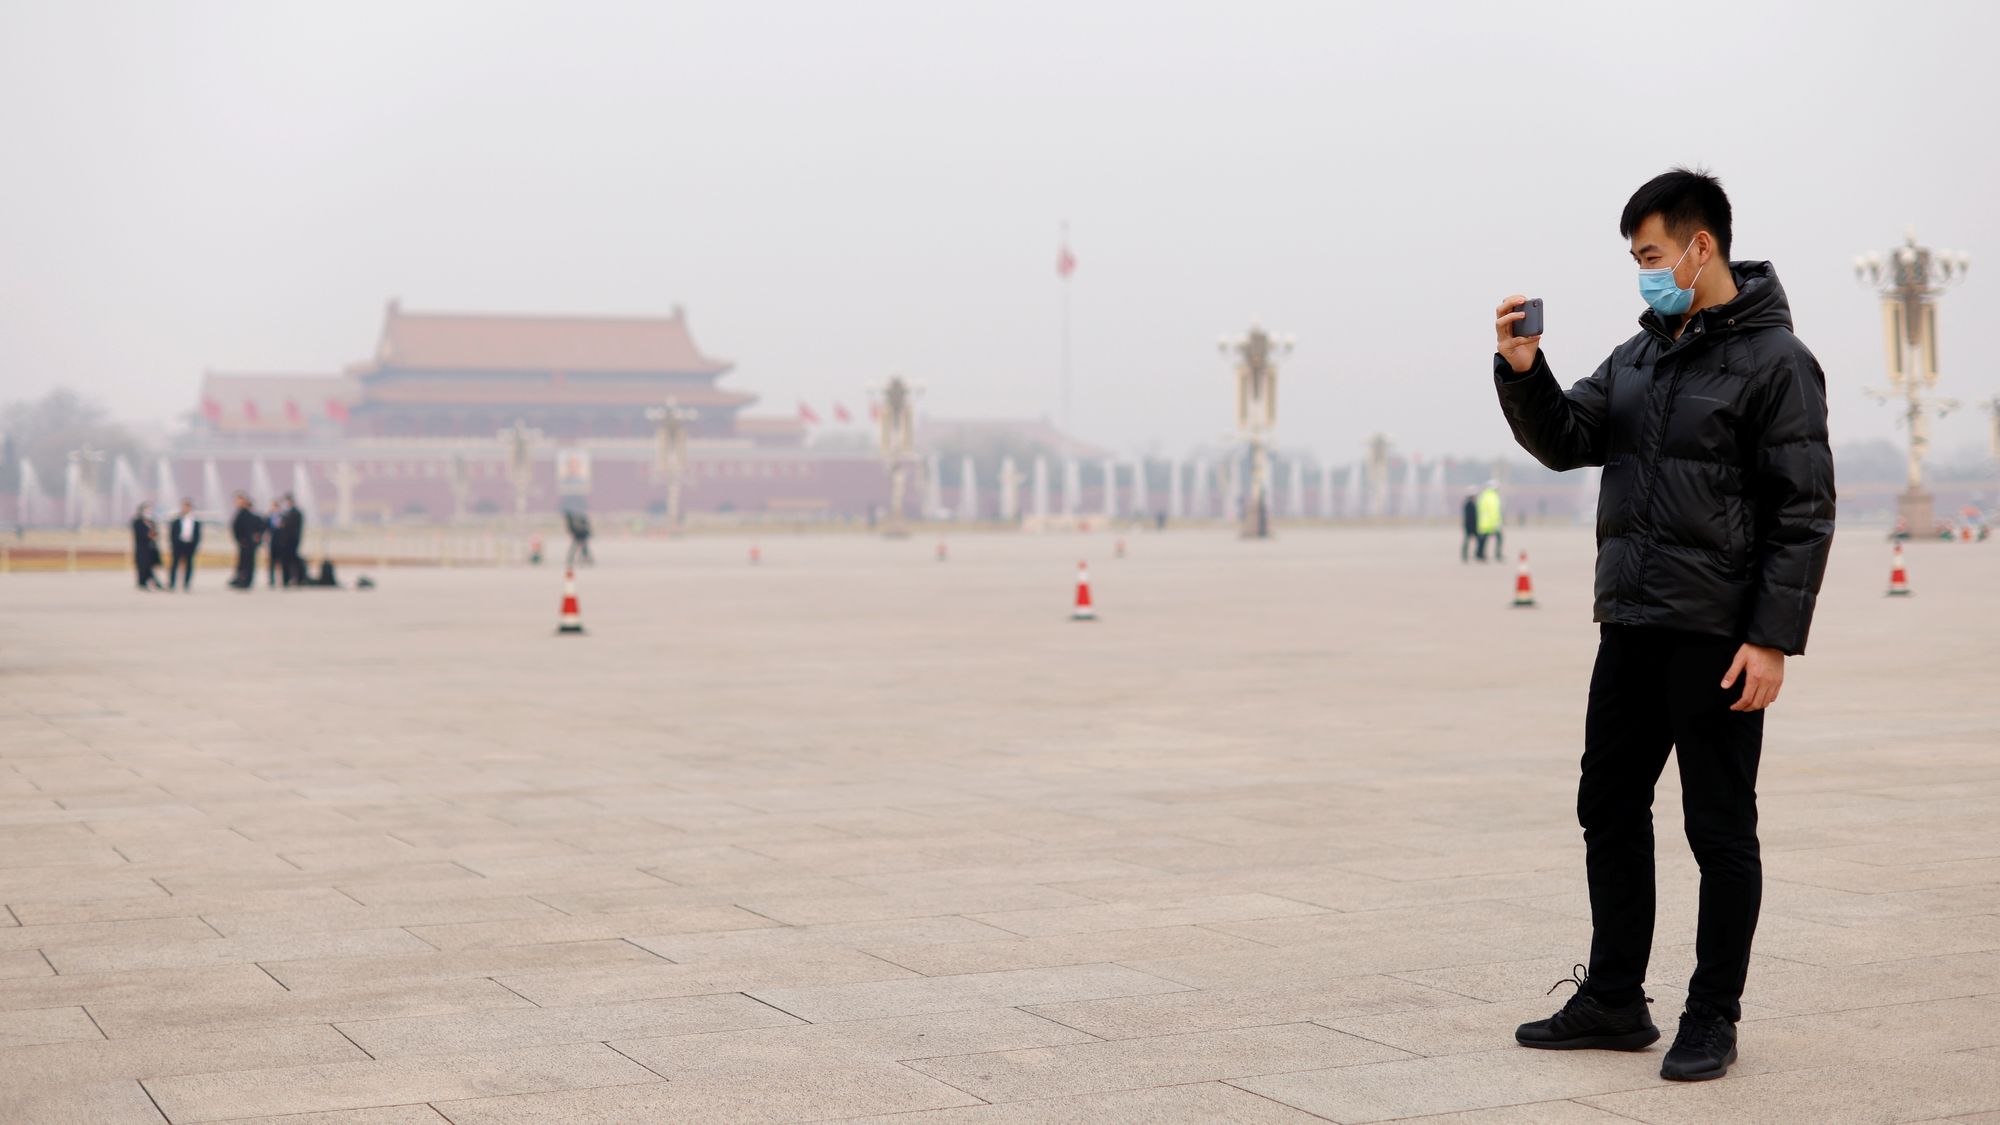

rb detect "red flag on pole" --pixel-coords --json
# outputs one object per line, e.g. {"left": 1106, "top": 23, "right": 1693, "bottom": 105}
{"left": 833, "top": 402, "right": 852, "bottom": 424}
{"left": 1057, "top": 241, "right": 1076, "bottom": 279}
{"left": 200, "top": 398, "right": 222, "bottom": 424}
{"left": 283, "top": 399, "right": 303, "bottom": 424}
{"left": 798, "top": 401, "right": 821, "bottom": 425}
{"left": 325, "top": 398, "right": 350, "bottom": 423}
{"left": 242, "top": 398, "right": 260, "bottom": 422}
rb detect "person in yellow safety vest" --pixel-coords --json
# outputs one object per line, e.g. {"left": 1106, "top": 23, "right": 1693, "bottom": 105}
{"left": 1476, "top": 480, "right": 1504, "bottom": 561}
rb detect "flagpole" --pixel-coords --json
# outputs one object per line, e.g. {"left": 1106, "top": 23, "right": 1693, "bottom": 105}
{"left": 1059, "top": 220, "right": 1073, "bottom": 486}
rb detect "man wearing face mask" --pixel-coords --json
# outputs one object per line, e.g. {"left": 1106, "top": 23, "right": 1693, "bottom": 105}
{"left": 1491, "top": 168, "right": 1834, "bottom": 1082}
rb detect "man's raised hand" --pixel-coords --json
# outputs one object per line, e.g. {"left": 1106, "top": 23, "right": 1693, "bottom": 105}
{"left": 1496, "top": 295, "right": 1540, "bottom": 374}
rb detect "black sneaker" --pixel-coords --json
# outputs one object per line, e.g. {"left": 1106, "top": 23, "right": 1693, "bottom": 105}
{"left": 1515, "top": 964, "right": 1659, "bottom": 1051}
{"left": 1660, "top": 999, "right": 1737, "bottom": 1081}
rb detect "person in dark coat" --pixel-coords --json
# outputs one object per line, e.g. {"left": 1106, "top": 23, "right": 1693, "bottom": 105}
{"left": 280, "top": 494, "right": 306, "bottom": 585}
{"left": 130, "top": 503, "right": 164, "bottom": 590}
{"left": 1460, "top": 488, "right": 1480, "bottom": 562}
{"left": 228, "top": 492, "right": 263, "bottom": 589}
{"left": 1495, "top": 169, "right": 1834, "bottom": 1082}
{"left": 168, "top": 498, "right": 202, "bottom": 590}
{"left": 265, "top": 499, "right": 284, "bottom": 587}
{"left": 564, "top": 507, "right": 593, "bottom": 567}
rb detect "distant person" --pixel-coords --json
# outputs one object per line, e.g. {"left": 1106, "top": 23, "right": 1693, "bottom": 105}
{"left": 564, "top": 508, "right": 593, "bottom": 567}
{"left": 265, "top": 499, "right": 284, "bottom": 587}
{"left": 1475, "top": 480, "right": 1504, "bottom": 561}
{"left": 280, "top": 494, "right": 306, "bottom": 585}
{"left": 1461, "top": 488, "right": 1481, "bottom": 562}
{"left": 168, "top": 498, "right": 201, "bottom": 591}
{"left": 228, "top": 492, "right": 262, "bottom": 589}
{"left": 1494, "top": 168, "right": 1834, "bottom": 1082}
{"left": 130, "top": 503, "right": 164, "bottom": 590}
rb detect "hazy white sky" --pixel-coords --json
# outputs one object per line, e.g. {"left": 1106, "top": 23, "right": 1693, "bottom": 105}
{"left": 2, "top": 0, "right": 1995, "bottom": 462}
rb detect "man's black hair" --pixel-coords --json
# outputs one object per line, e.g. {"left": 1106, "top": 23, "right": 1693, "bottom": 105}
{"left": 1620, "top": 167, "right": 1732, "bottom": 260}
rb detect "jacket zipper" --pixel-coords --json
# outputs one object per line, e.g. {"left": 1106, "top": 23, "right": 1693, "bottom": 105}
{"left": 1624, "top": 319, "right": 1706, "bottom": 618}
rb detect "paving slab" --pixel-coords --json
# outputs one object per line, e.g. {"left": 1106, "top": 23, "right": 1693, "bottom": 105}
{"left": 86, "top": 977, "right": 532, "bottom": 1039}
{"left": 0, "top": 1077, "right": 166, "bottom": 1125}
{"left": 214, "top": 1108, "right": 447, "bottom": 1125}
{"left": 835, "top": 1081, "right": 1336, "bottom": 1122}
{"left": 496, "top": 948, "right": 917, "bottom": 1007}
{"left": 0, "top": 1005, "right": 101, "bottom": 1049}
{"left": 0, "top": 1023, "right": 363, "bottom": 1087}
{"left": 907, "top": 1021, "right": 1410, "bottom": 1102}
{"left": 750, "top": 963, "right": 1192, "bottom": 1023}
{"left": 255, "top": 935, "right": 663, "bottom": 991}
{"left": 864, "top": 923, "right": 1264, "bottom": 976}
{"left": 338, "top": 991, "right": 802, "bottom": 1057}
{"left": 408, "top": 902, "right": 776, "bottom": 950}
{"left": 43, "top": 925, "right": 434, "bottom": 975}
{"left": 433, "top": 1063, "right": 979, "bottom": 1122}
{"left": 203, "top": 895, "right": 563, "bottom": 937}
{"left": 1232, "top": 1045, "right": 1674, "bottom": 1121}
{"left": 142, "top": 1041, "right": 657, "bottom": 1122}
{"left": 1027, "top": 974, "right": 1467, "bottom": 1039}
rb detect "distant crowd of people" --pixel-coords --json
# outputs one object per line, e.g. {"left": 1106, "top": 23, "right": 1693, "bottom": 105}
{"left": 128, "top": 490, "right": 313, "bottom": 591}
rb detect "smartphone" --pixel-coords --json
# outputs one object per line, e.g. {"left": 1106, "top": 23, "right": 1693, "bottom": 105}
{"left": 1513, "top": 298, "right": 1544, "bottom": 337}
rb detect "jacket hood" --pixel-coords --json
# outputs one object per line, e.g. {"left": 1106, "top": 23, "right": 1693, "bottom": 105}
{"left": 1641, "top": 260, "right": 1792, "bottom": 338}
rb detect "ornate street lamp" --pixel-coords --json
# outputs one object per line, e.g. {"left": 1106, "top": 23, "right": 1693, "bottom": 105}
{"left": 1856, "top": 230, "right": 1970, "bottom": 534}
{"left": 869, "top": 375, "right": 923, "bottom": 537}
{"left": 1218, "top": 323, "right": 1294, "bottom": 539}
{"left": 498, "top": 418, "right": 544, "bottom": 527}
{"left": 66, "top": 446, "right": 105, "bottom": 529}
{"left": 646, "top": 398, "right": 697, "bottom": 530}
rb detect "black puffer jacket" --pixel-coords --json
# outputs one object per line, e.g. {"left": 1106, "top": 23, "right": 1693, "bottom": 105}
{"left": 1493, "top": 261, "right": 1835, "bottom": 655}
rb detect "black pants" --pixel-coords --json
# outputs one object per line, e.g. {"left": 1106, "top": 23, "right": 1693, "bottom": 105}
{"left": 1581, "top": 624, "right": 1764, "bottom": 1022}
{"left": 170, "top": 546, "right": 196, "bottom": 589}
{"left": 235, "top": 541, "right": 257, "bottom": 587}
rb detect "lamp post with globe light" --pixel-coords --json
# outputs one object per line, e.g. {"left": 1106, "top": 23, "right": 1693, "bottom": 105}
{"left": 1219, "top": 323, "right": 1294, "bottom": 539}
{"left": 66, "top": 446, "right": 105, "bottom": 529}
{"left": 646, "top": 398, "right": 696, "bottom": 531}
{"left": 870, "top": 374, "right": 923, "bottom": 537}
{"left": 1855, "top": 230, "right": 1970, "bottom": 534}
{"left": 498, "top": 418, "right": 543, "bottom": 529}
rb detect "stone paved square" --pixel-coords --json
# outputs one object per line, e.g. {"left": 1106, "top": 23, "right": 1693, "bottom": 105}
{"left": 4, "top": 526, "right": 1998, "bottom": 1122}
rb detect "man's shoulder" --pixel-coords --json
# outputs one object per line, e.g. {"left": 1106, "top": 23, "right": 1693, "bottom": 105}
{"left": 1741, "top": 324, "right": 1822, "bottom": 380}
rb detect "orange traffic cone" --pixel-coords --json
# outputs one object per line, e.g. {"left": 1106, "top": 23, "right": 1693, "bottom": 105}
{"left": 556, "top": 569, "right": 585, "bottom": 634}
{"left": 749, "top": 543, "right": 761, "bottom": 566}
{"left": 1070, "top": 560, "right": 1097, "bottom": 621}
{"left": 936, "top": 540, "right": 948, "bottom": 562}
{"left": 1886, "top": 544, "right": 1912, "bottom": 596}
{"left": 1512, "top": 551, "right": 1537, "bottom": 608}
